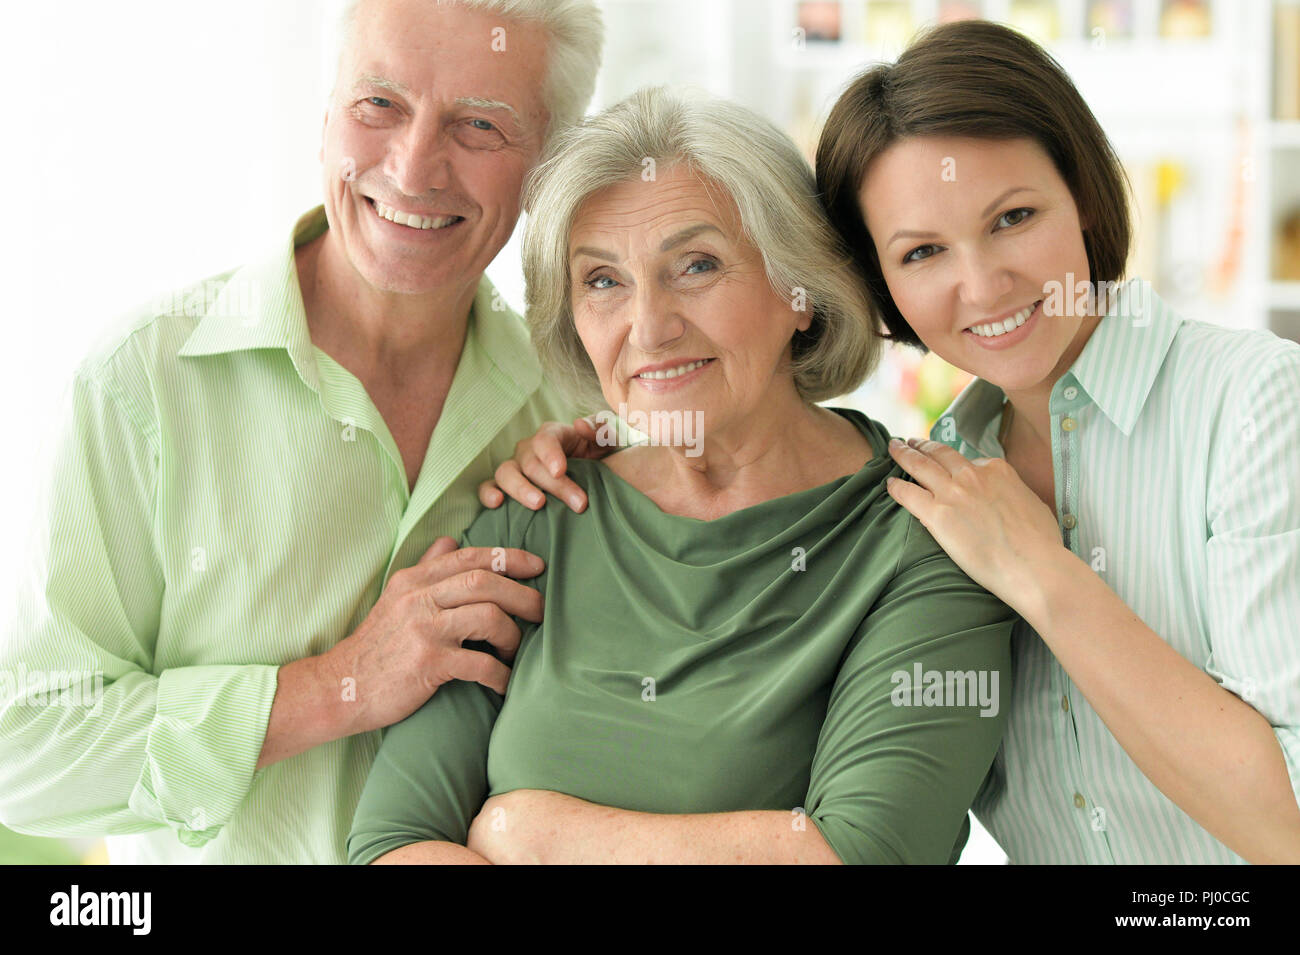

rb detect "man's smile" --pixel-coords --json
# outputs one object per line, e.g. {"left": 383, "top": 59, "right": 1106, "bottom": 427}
{"left": 364, "top": 195, "right": 465, "bottom": 231}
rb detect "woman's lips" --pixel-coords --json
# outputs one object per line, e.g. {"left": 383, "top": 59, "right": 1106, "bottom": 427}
{"left": 962, "top": 300, "right": 1042, "bottom": 350}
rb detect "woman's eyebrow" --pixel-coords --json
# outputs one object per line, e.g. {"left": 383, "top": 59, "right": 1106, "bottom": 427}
{"left": 570, "top": 224, "right": 724, "bottom": 264}
{"left": 658, "top": 223, "right": 722, "bottom": 252}
{"left": 886, "top": 186, "right": 1038, "bottom": 246}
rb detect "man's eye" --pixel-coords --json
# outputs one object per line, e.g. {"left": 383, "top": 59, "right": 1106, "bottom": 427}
{"left": 367, "top": 97, "right": 393, "bottom": 108}
{"left": 997, "top": 207, "right": 1034, "bottom": 228}
{"left": 468, "top": 118, "right": 496, "bottom": 131}
{"left": 903, "top": 244, "right": 939, "bottom": 264}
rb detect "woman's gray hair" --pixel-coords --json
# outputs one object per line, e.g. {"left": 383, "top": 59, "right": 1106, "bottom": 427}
{"left": 336, "top": 0, "right": 604, "bottom": 145}
{"left": 522, "top": 85, "right": 884, "bottom": 410}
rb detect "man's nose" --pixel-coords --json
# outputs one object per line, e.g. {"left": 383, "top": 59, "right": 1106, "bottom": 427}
{"left": 628, "top": 281, "right": 686, "bottom": 352}
{"left": 382, "top": 118, "right": 453, "bottom": 197}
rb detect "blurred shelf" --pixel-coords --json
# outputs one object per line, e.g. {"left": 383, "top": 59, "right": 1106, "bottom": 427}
{"left": 1268, "top": 280, "right": 1300, "bottom": 309}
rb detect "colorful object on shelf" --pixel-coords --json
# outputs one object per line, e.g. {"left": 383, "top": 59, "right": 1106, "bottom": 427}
{"left": 938, "top": 0, "right": 982, "bottom": 24}
{"left": 1085, "top": 0, "right": 1134, "bottom": 40}
{"left": 1208, "top": 117, "right": 1249, "bottom": 297}
{"left": 863, "top": 0, "right": 914, "bottom": 57}
{"left": 798, "top": 1, "right": 842, "bottom": 43}
{"left": 1008, "top": 0, "right": 1060, "bottom": 44}
{"left": 1159, "top": 0, "right": 1211, "bottom": 39}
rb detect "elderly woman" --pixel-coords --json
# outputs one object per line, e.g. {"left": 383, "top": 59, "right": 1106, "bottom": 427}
{"left": 346, "top": 87, "right": 1014, "bottom": 865}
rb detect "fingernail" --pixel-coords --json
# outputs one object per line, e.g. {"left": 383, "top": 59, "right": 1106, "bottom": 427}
{"left": 569, "top": 494, "right": 584, "bottom": 510}
{"left": 530, "top": 493, "right": 544, "bottom": 507}
{"left": 889, "top": 437, "right": 906, "bottom": 448}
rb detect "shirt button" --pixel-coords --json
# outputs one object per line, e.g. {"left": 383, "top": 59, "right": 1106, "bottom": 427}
{"left": 1062, "top": 514, "right": 1078, "bottom": 530}
{"left": 1061, "top": 695, "right": 1070, "bottom": 712}
{"left": 1073, "top": 793, "right": 1086, "bottom": 809}
{"left": 1063, "top": 385, "right": 1079, "bottom": 400}
{"left": 1062, "top": 417, "right": 1078, "bottom": 432}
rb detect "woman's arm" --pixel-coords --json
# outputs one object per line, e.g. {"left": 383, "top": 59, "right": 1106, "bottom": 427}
{"left": 467, "top": 517, "right": 1015, "bottom": 865}
{"left": 372, "top": 841, "right": 492, "bottom": 864}
{"left": 887, "top": 383, "right": 1300, "bottom": 866}
{"left": 1026, "top": 549, "right": 1300, "bottom": 864}
{"left": 466, "top": 791, "right": 840, "bottom": 864}
{"left": 347, "top": 500, "right": 539, "bottom": 865}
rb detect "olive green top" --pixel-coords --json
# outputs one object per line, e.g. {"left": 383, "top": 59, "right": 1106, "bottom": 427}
{"left": 348, "top": 408, "right": 1014, "bottom": 864}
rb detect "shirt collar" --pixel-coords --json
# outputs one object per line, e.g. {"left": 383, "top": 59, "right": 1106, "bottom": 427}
{"left": 1066, "top": 278, "right": 1181, "bottom": 435}
{"left": 177, "top": 205, "right": 541, "bottom": 397}
{"left": 937, "top": 278, "right": 1183, "bottom": 451}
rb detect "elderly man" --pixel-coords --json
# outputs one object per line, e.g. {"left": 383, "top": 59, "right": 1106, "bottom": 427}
{"left": 0, "top": 0, "right": 603, "bottom": 863}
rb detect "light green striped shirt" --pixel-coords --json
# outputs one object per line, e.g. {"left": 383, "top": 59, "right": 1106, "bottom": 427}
{"left": 0, "top": 206, "right": 582, "bottom": 863}
{"left": 933, "top": 278, "right": 1300, "bottom": 864}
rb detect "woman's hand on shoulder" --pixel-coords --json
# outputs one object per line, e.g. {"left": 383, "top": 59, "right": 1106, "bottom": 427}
{"left": 884, "top": 437, "right": 1068, "bottom": 609}
{"left": 477, "top": 415, "right": 611, "bottom": 514}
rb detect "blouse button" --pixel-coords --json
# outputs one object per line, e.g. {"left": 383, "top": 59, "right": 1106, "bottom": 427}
{"left": 1062, "top": 514, "right": 1078, "bottom": 530}
{"left": 1063, "top": 385, "right": 1079, "bottom": 400}
{"left": 1073, "top": 793, "right": 1087, "bottom": 809}
{"left": 1062, "top": 417, "right": 1078, "bottom": 432}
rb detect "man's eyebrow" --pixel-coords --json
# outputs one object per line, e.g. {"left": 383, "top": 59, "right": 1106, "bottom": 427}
{"left": 570, "top": 224, "right": 725, "bottom": 264}
{"left": 352, "top": 74, "right": 412, "bottom": 97}
{"left": 886, "top": 187, "right": 1037, "bottom": 246}
{"left": 454, "top": 96, "right": 520, "bottom": 122}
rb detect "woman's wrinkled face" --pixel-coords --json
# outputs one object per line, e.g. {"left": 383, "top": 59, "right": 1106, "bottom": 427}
{"left": 568, "top": 163, "right": 812, "bottom": 444}
{"left": 858, "top": 135, "right": 1096, "bottom": 394}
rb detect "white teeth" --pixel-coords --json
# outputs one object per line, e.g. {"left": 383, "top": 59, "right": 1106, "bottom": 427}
{"left": 969, "top": 302, "right": 1037, "bottom": 338}
{"left": 637, "top": 359, "right": 710, "bottom": 380}
{"left": 372, "top": 199, "right": 459, "bottom": 230}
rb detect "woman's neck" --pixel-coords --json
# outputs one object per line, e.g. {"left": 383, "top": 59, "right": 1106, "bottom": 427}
{"left": 608, "top": 393, "right": 871, "bottom": 521}
{"left": 1001, "top": 311, "right": 1103, "bottom": 454}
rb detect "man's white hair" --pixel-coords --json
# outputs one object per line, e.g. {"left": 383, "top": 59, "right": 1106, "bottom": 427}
{"left": 335, "top": 0, "right": 604, "bottom": 146}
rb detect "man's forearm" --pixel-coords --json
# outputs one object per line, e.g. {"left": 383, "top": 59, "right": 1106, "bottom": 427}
{"left": 256, "top": 654, "right": 350, "bottom": 771}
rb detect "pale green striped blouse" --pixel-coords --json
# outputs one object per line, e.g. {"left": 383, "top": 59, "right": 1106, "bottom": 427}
{"left": 0, "top": 206, "right": 582, "bottom": 863}
{"left": 933, "top": 278, "right": 1300, "bottom": 863}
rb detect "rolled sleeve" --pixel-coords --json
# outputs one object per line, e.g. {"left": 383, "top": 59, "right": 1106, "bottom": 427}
{"left": 805, "top": 517, "right": 1015, "bottom": 864}
{"left": 0, "top": 368, "right": 278, "bottom": 845}
{"left": 1203, "top": 344, "right": 1300, "bottom": 802}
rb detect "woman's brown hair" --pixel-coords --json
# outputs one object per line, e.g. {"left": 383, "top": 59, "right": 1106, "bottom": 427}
{"left": 815, "top": 19, "right": 1132, "bottom": 349}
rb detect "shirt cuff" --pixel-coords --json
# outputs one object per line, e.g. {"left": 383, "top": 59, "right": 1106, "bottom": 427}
{"left": 128, "top": 664, "right": 280, "bottom": 847}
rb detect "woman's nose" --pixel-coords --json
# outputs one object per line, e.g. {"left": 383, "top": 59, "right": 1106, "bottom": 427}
{"left": 628, "top": 283, "right": 686, "bottom": 351}
{"left": 955, "top": 249, "right": 1016, "bottom": 312}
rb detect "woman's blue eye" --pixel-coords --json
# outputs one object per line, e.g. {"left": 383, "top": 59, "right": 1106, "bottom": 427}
{"left": 903, "top": 245, "right": 939, "bottom": 264}
{"left": 585, "top": 275, "right": 618, "bottom": 290}
{"left": 685, "top": 258, "right": 715, "bottom": 274}
{"left": 367, "top": 97, "right": 392, "bottom": 108}
{"left": 997, "top": 207, "right": 1034, "bottom": 228}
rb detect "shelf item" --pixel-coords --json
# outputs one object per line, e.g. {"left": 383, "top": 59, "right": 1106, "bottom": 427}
{"left": 1159, "top": 0, "right": 1212, "bottom": 38}
{"left": 1277, "top": 2, "right": 1300, "bottom": 120}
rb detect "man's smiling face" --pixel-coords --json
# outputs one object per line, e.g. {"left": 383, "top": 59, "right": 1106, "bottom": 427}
{"left": 320, "top": 0, "right": 551, "bottom": 296}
